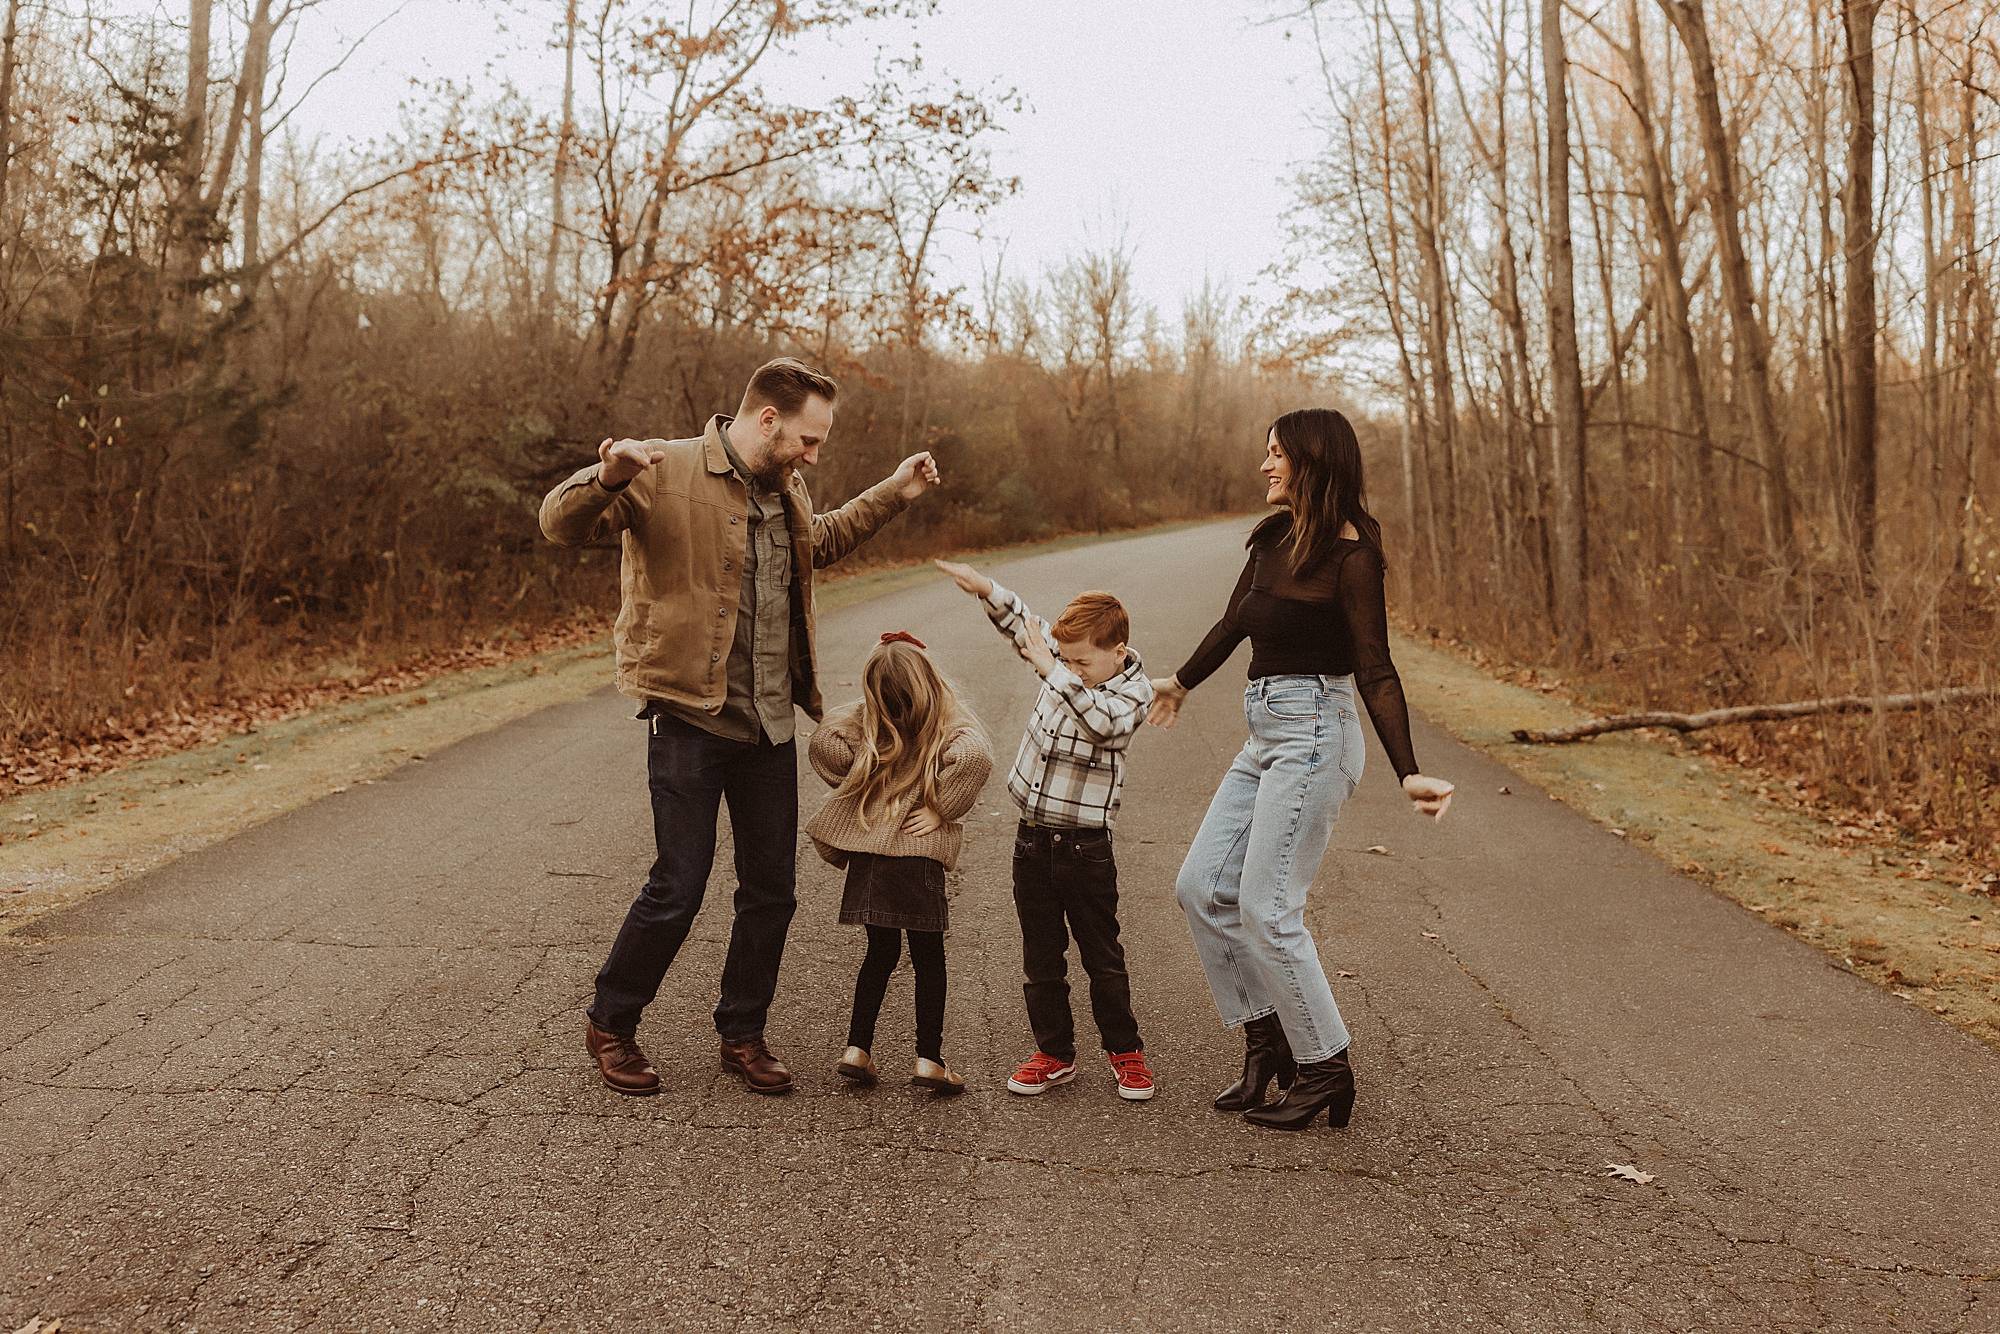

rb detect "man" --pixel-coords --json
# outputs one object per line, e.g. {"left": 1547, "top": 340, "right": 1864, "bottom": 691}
{"left": 540, "top": 358, "right": 941, "bottom": 1097}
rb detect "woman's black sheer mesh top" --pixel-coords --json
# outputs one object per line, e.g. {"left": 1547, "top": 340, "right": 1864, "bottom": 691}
{"left": 1174, "top": 514, "right": 1419, "bottom": 780}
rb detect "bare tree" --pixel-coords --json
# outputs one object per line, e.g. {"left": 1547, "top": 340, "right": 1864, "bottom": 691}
{"left": 1542, "top": 0, "right": 1589, "bottom": 648}
{"left": 1655, "top": 0, "right": 1796, "bottom": 559}
{"left": 1841, "top": 0, "right": 1883, "bottom": 561}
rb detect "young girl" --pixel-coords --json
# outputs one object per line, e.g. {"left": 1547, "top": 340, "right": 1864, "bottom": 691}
{"left": 807, "top": 632, "right": 993, "bottom": 1094}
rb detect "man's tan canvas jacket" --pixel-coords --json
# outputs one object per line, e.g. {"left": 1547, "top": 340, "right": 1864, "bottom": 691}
{"left": 539, "top": 416, "right": 908, "bottom": 723}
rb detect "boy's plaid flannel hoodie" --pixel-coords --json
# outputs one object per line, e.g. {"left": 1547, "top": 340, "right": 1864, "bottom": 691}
{"left": 980, "top": 581, "right": 1154, "bottom": 830}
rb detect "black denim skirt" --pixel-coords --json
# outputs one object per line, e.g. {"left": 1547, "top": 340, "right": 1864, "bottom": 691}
{"left": 839, "top": 852, "right": 949, "bottom": 932}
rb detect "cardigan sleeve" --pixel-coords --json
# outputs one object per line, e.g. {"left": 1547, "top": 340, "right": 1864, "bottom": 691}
{"left": 808, "top": 706, "right": 864, "bottom": 788}
{"left": 929, "top": 728, "right": 995, "bottom": 822}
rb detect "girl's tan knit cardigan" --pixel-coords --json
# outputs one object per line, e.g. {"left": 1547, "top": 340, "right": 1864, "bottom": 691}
{"left": 804, "top": 703, "right": 994, "bottom": 871}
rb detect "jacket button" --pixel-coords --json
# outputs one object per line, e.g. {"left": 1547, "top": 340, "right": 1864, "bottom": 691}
{"left": 717, "top": 608, "right": 725, "bottom": 617}
{"left": 730, "top": 516, "right": 739, "bottom": 525}
{"left": 723, "top": 561, "right": 731, "bottom": 571}
{"left": 711, "top": 652, "right": 720, "bottom": 662}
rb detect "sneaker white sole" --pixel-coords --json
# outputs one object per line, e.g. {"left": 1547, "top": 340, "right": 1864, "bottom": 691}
{"left": 1006, "top": 1067, "right": 1076, "bottom": 1095}
{"left": 1116, "top": 1081, "right": 1156, "bottom": 1101}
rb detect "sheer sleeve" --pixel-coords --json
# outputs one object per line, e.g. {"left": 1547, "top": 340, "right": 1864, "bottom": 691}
{"left": 1337, "top": 545, "right": 1419, "bottom": 781}
{"left": 1173, "top": 552, "right": 1256, "bottom": 689}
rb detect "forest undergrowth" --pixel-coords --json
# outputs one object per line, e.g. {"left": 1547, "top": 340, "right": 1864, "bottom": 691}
{"left": 1401, "top": 542, "right": 2000, "bottom": 888}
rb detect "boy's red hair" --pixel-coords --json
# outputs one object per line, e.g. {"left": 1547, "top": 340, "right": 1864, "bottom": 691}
{"left": 1051, "top": 591, "right": 1129, "bottom": 650}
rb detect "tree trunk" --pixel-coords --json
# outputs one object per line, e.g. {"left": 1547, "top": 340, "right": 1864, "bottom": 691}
{"left": 1542, "top": 0, "right": 1589, "bottom": 650}
{"left": 1840, "top": 0, "right": 1882, "bottom": 563}
{"left": 1412, "top": 1, "right": 1458, "bottom": 558}
{"left": 238, "top": 0, "right": 275, "bottom": 272}
{"left": 1657, "top": 0, "right": 1795, "bottom": 560}
{"left": 0, "top": 0, "right": 20, "bottom": 236}
{"left": 541, "top": 0, "right": 578, "bottom": 319}
{"left": 1910, "top": 0, "right": 1943, "bottom": 543}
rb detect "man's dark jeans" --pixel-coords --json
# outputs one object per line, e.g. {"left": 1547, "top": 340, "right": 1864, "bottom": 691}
{"left": 1011, "top": 822, "right": 1143, "bottom": 1062}
{"left": 589, "top": 711, "right": 798, "bottom": 1042}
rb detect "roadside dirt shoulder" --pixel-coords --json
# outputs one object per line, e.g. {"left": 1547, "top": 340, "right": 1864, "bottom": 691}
{"left": 1, "top": 641, "right": 618, "bottom": 933}
{"left": 1391, "top": 631, "right": 2000, "bottom": 1048}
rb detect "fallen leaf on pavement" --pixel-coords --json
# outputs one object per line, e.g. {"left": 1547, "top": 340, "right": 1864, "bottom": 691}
{"left": 1366, "top": 845, "right": 1389, "bottom": 855}
{"left": 1497, "top": 786, "right": 1511, "bottom": 795}
{"left": 1422, "top": 931, "right": 1440, "bottom": 940}
{"left": 253, "top": 763, "right": 271, "bottom": 771}
{"left": 1611, "top": 828, "right": 1627, "bottom": 837}
{"left": 1759, "top": 842, "right": 1789, "bottom": 856}
{"left": 1604, "top": 1163, "right": 1655, "bottom": 1185}
{"left": 1338, "top": 970, "right": 1358, "bottom": 978}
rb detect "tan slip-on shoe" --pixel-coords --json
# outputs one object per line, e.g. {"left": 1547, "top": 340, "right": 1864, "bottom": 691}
{"left": 837, "top": 1047, "right": 878, "bottom": 1084}
{"left": 911, "top": 1057, "right": 966, "bottom": 1096}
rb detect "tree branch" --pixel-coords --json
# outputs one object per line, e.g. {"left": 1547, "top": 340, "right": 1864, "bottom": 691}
{"left": 1513, "top": 685, "right": 1997, "bottom": 743}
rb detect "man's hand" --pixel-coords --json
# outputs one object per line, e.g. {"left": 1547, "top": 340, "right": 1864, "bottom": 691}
{"left": 888, "top": 451, "right": 942, "bottom": 501}
{"left": 598, "top": 437, "right": 666, "bottom": 489}
{"left": 1402, "top": 774, "right": 1456, "bottom": 821}
{"left": 933, "top": 559, "right": 994, "bottom": 599}
{"left": 1147, "top": 676, "right": 1188, "bottom": 729}
{"left": 901, "top": 806, "right": 944, "bottom": 838}
{"left": 1020, "top": 616, "right": 1057, "bottom": 678}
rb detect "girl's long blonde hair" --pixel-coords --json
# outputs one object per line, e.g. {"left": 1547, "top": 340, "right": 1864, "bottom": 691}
{"left": 833, "top": 639, "right": 982, "bottom": 829}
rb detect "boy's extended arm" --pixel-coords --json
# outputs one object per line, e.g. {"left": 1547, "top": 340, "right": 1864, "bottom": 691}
{"left": 1041, "top": 661, "right": 1154, "bottom": 745}
{"left": 979, "top": 581, "right": 1055, "bottom": 664}
{"left": 931, "top": 729, "right": 995, "bottom": 822}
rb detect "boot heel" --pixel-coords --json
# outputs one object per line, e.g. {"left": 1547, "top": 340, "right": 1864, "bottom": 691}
{"left": 1243, "top": 1047, "right": 1355, "bottom": 1132}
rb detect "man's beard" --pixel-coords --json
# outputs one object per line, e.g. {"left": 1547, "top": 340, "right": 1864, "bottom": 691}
{"left": 743, "top": 440, "right": 791, "bottom": 486}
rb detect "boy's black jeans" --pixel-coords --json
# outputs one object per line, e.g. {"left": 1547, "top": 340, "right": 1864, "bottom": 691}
{"left": 1011, "top": 821, "right": 1143, "bottom": 1062}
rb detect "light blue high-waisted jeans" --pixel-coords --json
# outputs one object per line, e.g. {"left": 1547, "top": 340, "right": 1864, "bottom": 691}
{"left": 1174, "top": 674, "right": 1364, "bottom": 1063}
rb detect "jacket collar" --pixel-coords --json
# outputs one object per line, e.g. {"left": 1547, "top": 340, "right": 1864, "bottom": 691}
{"left": 702, "top": 415, "right": 735, "bottom": 476}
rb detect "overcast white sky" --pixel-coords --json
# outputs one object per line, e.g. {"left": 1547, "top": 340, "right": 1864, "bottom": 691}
{"left": 263, "top": 0, "right": 1336, "bottom": 321}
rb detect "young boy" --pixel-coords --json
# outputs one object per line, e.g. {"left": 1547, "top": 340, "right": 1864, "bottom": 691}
{"left": 933, "top": 559, "right": 1157, "bottom": 1101}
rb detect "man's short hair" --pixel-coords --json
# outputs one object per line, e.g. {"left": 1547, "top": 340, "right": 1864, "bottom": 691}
{"left": 741, "top": 357, "right": 839, "bottom": 418}
{"left": 1052, "top": 591, "right": 1130, "bottom": 650}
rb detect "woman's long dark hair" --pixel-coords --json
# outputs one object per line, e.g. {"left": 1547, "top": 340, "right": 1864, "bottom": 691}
{"left": 1251, "top": 407, "right": 1384, "bottom": 573}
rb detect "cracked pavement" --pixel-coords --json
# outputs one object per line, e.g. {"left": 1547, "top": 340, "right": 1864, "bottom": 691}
{"left": 4, "top": 519, "right": 1997, "bottom": 1332}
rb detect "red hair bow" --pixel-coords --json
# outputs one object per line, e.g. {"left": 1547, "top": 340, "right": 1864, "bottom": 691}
{"left": 879, "top": 630, "right": 927, "bottom": 650}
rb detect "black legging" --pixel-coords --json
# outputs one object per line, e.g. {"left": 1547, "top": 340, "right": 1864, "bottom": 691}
{"left": 846, "top": 925, "right": 946, "bottom": 1062}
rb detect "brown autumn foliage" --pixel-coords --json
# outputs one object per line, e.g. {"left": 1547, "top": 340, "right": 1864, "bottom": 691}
{"left": 1276, "top": 0, "right": 1998, "bottom": 867}
{"left": 3, "top": 0, "right": 1993, "bottom": 878}
{"left": 0, "top": 3, "right": 1297, "bottom": 791}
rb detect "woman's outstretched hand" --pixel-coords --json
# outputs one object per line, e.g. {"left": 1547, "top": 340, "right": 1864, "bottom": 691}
{"left": 1402, "top": 774, "right": 1455, "bottom": 820}
{"left": 1148, "top": 676, "right": 1188, "bottom": 728}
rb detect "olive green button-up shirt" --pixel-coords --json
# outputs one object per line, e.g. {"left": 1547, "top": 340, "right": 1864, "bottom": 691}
{"left": 662, "top": 431, "right": 797, "bottom": 745}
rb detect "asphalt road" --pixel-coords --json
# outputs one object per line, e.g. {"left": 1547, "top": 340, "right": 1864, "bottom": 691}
{"left": 4, "top": 519, "right": 1997, "bottom": 1333}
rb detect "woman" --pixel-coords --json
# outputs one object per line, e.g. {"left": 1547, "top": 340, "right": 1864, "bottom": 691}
{"left": 1150, "top": 408, "right": 1454, "bottom": 1131}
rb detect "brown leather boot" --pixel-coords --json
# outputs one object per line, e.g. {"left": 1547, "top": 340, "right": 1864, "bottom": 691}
{"left": 718, "top": 1035, "right": 794, "bottom": 1095}
{"left": 584, "top": 1020, "right": 660, "bottom": 1096}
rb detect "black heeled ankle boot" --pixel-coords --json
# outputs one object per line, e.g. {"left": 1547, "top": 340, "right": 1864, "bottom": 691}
{"left": 1212, "top": 1014, "right": 1299, "bottom": 1112}
{"left": 1242, "top": 1045, "right": 1355, "bottom": 1130}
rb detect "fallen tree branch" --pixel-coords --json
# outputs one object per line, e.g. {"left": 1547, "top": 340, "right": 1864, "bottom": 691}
{"left": 1512, "top": 685, "right": 1998, "bottom": 744}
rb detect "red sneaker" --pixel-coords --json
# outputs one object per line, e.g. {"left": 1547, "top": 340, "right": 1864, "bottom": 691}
{"left": 1006, "top": 1051, "right": 1077, "bottom": 1096}
{"left": 1109, "top": 1049, "right": 1155, "bottom": 1101}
